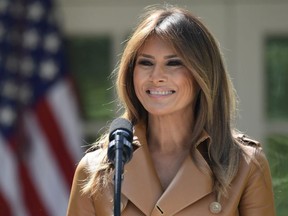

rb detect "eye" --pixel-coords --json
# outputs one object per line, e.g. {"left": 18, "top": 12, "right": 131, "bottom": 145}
{"left": 137, "top": 59, "right": 153, "bottom": 66}
{"left": 167, "top": 59, "right": 183, "bottom": 66}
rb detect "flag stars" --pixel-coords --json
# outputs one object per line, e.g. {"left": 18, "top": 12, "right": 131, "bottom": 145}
{"left": 9, "top": 2, "right": 25, "bottom": 18}
{"left": 44, "top": 33, "right": 60, "bottom": 53}
{"left": 8, "top": 30, "right": 22, "bottom": 45}
{"left": 0, "top": 0, "right": 9, "bottom": 14}
{"left": 0, "top": 106, "right": 16, "bottom": 127}
{"left": 18, "top": 84, "right": 33, "bottom": 104}
{"left": 39, "top": 60, "right": 58, "bottom": 80}
{"left": 20, "top": 56, "right": 35, "bottom": 77}
{"left": 27, "top": 1, "right": 45, "bottom": 22}
{"left": 1, "top": 81, "right": 18, "bottom": 100}
{"left": 5, "top": 55, "right": 19, "bottom": 73}
{"left": 23, "top": 29, "right": 40, "bottom": 50}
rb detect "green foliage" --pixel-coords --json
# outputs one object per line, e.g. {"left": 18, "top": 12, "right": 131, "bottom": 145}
{"left": 66, "top": 35, "right": 114, "bottom": 121}
{"left": 266, "top": 135, "right": 288, "bottom": 216}
{"left": 265, "top": 37, "right": 288, "bottom": 120}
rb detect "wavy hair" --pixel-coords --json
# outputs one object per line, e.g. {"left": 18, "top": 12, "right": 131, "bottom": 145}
{"left": 83, "top": 5, "right": 243, "bottom": 201}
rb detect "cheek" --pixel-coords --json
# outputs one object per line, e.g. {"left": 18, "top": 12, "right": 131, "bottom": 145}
{"left": 133, "top": 68, "right": 147, "bottom": 81}
{"left": 133, "top": 70, "right": 143, "bottom": 97}
{"left": 133, "top": 70, "right": 139, "bottom": 84}
{"left": 133, "top": 70, "right": 138, "bottom": 87}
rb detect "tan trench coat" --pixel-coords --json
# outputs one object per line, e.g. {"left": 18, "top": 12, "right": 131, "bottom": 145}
{"left": 67, "top": 124, "right": 275, "bottom": 216}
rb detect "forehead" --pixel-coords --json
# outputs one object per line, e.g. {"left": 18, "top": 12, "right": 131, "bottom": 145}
{"left": 138, "top": 35, "right": 178, "bottom": 56}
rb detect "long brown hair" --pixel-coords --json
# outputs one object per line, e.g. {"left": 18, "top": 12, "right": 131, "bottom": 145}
{"left": 84, "top": 5, "right": 242, "bottom": 200}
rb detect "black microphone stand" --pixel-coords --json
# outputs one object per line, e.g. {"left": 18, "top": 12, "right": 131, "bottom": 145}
{"left": 108, "top": 118, "right": 133, "bottom": 216}
{"left": 113, "top": 132, "right": 124, "bottom": 216}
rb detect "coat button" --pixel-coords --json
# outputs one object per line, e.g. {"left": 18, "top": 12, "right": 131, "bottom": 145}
{"left": 209, "top": 202, "right": 222, "bottom": 214}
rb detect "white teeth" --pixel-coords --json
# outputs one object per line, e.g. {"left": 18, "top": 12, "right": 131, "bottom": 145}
{"left": 148, "top": 90, "right": 174, "bottom": 95}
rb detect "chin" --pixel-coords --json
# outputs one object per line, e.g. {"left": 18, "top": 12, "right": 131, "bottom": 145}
{"left": 147, "top": 109, "right": 172, "bottom": 117}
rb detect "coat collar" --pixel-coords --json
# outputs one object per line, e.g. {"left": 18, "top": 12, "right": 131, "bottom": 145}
{"left": 121, "top": 123, "right": 213, "bottom": 215}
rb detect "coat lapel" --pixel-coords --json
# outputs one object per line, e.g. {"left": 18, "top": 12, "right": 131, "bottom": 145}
{"left": 155, "top": 150, "right": 213, "bottom": 215}
{"left": 122, "top": 124, "right": 163, "bottom": 215}
{"left": 122, "top": 124, "right": 213, "bottom": 215}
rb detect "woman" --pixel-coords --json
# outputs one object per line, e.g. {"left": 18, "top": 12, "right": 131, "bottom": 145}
{"left": 67, "top": 6, "right": 275, "bottom": 216}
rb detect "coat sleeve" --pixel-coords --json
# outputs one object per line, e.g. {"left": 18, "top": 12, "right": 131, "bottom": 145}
{"left": 66, "top": 155, "right": 96, "bottom": 216}
{"left": 238, "top": 149, "right": 276, "bottom": 216}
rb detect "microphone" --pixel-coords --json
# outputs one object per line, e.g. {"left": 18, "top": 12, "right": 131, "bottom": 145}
{"left": 108, "top": 118, "right": 133, "bottom": 165}
{"left": 107, "top": 118, "right": 133, "bottom": 216}
{"left": 107, "top": 118, "right": 133, "bottom": 165}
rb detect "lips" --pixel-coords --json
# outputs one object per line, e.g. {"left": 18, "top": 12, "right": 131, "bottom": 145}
{"left": 146, "top": 90, "right": 175, "bottom": 95}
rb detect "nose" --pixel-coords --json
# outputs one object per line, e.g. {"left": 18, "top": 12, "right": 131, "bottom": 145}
{"left": 149, "top": 65, "right": 167, "bottom": 84}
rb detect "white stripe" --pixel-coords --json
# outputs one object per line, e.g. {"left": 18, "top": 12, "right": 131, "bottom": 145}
{"left": 24, "top": 112, "right": 69, "bottom": 216}
{"left": 48, "top": 80, "right": 83, "bottom": 161}
{"left": 0, "top": 135, "right": 29, "bottom": 216}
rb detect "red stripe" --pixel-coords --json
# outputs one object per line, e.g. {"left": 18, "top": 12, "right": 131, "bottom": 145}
{"left": 8, "top": 137, "right": 50, "bottom": 216}
{"left": 0, "top": 191, "right": 12, "bottom": 216}
{"left": 19, "top": 162, "right": 50, "bottom": 216}
{"left": 34, "top": 97, "right": 75, "bottom": 187}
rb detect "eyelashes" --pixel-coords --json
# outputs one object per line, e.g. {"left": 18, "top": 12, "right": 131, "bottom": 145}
{"left": 137, "top": 59, "right": 184, "bottom": 67}
{"left": 137, "top": 59, "right": 153, "bottom": 66}
{"left": 166, "top": 59, "right": 183, "bottom": 66}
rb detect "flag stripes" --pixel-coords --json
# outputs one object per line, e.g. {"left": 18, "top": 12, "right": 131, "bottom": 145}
{"left": 0, "top": 0, "right": 83, "bottom": 215}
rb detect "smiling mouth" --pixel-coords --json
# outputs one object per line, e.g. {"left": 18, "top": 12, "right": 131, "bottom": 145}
{"left": 146, "top": 90, "right": 176, "bottom": 95}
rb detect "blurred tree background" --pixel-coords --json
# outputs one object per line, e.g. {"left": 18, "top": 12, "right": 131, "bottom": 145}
{"left": 66, "top": 36, "right": 113, "bottom": 121}
{"left": 265, "top": 37, "right": 288, "bottom": 216}
{"left": 65, "top": 36, "right": 115, "bottom": 145}
{"left": 266, "top": 135, "right": 288, "bottom": 216}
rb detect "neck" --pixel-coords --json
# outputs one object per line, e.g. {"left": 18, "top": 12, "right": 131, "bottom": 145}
{"left": 147, "top": 113, "right": 194, "bottom": 154}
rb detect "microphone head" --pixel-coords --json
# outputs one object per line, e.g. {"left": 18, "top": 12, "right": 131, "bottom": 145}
{"left": 109, "top": 118, "right": 133, "bottom": 139}
{"left": 108, "top": 118, "right": 133, "bottom": 164}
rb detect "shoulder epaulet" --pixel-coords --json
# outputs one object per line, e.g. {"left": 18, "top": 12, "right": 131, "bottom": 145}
{"left": 236, "top": 134, "right": 261, "bottom": 147}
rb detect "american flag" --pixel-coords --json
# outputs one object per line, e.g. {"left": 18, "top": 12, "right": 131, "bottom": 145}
{"left": 0, "top": 0, "right": 83, "bottom": 215}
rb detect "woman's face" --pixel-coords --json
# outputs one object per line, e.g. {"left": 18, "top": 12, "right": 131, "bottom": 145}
{"left": 133, "top": 36, "right": 197, "bottom": 117}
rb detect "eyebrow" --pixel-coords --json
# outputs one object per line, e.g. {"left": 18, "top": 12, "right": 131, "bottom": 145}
{"left": 137, "top": 53, "right": 179, "bottom": 59}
